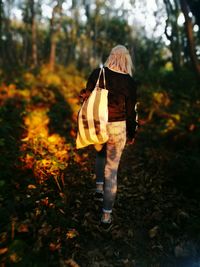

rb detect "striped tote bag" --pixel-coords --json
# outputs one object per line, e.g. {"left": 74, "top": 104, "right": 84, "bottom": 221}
{"left": 76, "top": 68, "right": 108, "bottom": 149}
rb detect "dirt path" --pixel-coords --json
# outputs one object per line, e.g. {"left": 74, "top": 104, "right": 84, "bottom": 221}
{"left": 63, "top": 134, "right": 200, "bottom": 267}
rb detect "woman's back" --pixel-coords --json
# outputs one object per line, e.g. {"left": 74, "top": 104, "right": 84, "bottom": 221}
{"left": 86, "top": 67, "right": 137, "bottom": 123}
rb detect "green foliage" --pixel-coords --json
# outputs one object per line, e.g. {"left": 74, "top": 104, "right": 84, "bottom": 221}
{"left": 137, "top": 69, "right": 200, "bottom": 153}
{"left": 91, "top": 16, "right": 134, "bottom": 61}
{"left": 0, "top": 65, "right": 89, "bottom": 265}
{"left": 136, "top": 64, "right": 200, "bottom": 204}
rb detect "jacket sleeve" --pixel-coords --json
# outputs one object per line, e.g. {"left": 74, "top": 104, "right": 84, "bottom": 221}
{"left": 125, "top": 82, "right": 138, "bottom": 140}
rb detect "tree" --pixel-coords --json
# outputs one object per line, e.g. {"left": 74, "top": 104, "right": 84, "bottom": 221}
{"left": 49, "top": 0, "right": 64, "bottom": 72}
{"left": 187, "top": 0, "right": 200, "bottom": 31}
{"left": 0, "top": 0, "right": 3, "bottom": 63}
{"left": 30, "top": 0, "right": 38, "bottom": 68}
{"left": 164, "top": 0, "right": 183, "bottom": 71}
{"left": 21, "top": 0, "right": 41, "bottom": 67}
{"left": 179, "top": 0, "right": 200, "bottom": 77}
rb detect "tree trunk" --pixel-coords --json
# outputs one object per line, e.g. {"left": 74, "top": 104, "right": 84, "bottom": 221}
{"left": 49, "top": 36, "right": 56, "bottom": 72}
{"left": 49, "top": 2, "right": 62, "bottom": 72}
{"left": 0, "top": 0, "right": 3, "bottom": 63}
{"left": 49, "top": 5, "right": 55, "bottom": 72}
{"left": 30, "top": 0, "right": 38, "bottom": 68}
{"left": 164, "top": 0, "right": 182, "bottom": 71}
{"left": 180, "top": 0, "right": 200, "bottom": 77}
{"left": 32, "top": 19, "right": 37, "bottom": 67}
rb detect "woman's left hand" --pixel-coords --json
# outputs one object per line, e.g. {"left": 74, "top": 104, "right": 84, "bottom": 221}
{"left": 126, "top": 138, "right": 135, "bottom": 145}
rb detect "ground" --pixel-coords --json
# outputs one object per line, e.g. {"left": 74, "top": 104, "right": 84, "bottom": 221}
{"left": 62, "top": 133, "right": 200, "bottom": 267}
{"left": 0, "top": 82, "right": 200, "bottom": 266}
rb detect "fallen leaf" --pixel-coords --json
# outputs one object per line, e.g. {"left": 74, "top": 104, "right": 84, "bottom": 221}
{"left": 10, "top": 252, "right": 21, "bottom": 263}
{"left": 65, "top": 258, "right": 80, "bottom": 267}
{"left": 127, "top": 229, "right": 134, "bottom": 238}
{"left": 0, "top": 247, "right": 8, "bottom": 255}
{"left": 17, "top": 224, "right": 29, "bottom": 233}
{"left": 66, "top": 229, "right": 79, "bottom": 239}
{"left": 27, "top": 184, "right": 37, "bottom": 189}
{"left": 49, "top": 242, "right": 61, "bottom": 252}
{"left": 149, "top": 226, "right": 159, "bottom": 238}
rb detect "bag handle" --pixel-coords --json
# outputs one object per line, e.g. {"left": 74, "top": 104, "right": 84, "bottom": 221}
{"left": 102, "top": 68, "right": 106, "bottom": 89}
{"left": 96, "top": 67, "right": 106, "bottom": 89}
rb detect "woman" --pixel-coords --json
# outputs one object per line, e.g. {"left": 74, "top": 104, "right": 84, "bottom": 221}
{"left": 82, "top": 45, "right": 138, "bottom": 230}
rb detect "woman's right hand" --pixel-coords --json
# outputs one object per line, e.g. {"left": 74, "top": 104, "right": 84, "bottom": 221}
{"left": 79, "top": 89, "right": 91, "bottom": 102}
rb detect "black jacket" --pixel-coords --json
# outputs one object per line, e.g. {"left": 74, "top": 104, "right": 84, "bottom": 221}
{"left": 85, "top": 67, "right": 138, "bottom": 139}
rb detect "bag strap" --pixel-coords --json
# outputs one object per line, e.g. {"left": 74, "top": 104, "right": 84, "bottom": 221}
{"left": 96, "top": 68, "right": 103, "bottom": 86}
{"left": 96, "top": 67, "right": 106, "bottom": 89}
{"left": 102, "top": 67, "right": 106, "bottom": 89}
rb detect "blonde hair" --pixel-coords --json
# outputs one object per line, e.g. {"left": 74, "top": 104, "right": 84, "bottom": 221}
{"left": 104, "top": 45, "right": 134, "bottom": 76}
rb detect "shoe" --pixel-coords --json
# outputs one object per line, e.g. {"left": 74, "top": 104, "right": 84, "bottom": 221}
{"left": 99, "top": 219, "right": 112, "bottom": 232}
{"left": 94, "top": 191, "right": 103, "bottom": 202}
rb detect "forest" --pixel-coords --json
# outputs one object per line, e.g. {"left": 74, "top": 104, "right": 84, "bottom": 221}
{"left": 0, "top": 0, "right": 200, "bottom": 266}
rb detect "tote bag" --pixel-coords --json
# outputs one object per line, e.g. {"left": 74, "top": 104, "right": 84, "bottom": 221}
{"left": 76, "top": 68, "right": 109, "bottom": 149}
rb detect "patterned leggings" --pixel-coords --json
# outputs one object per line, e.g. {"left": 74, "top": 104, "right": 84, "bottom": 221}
{"left": 95, "top": 121, "right": 126, "bottom": 213}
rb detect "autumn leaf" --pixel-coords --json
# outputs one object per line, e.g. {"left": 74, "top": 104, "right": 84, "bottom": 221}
{"left": 0, "top": 248, "right": 8, "bottom": 255}
{"left": 65, "top": 259, "right": 80, "bottom": 267}
{"left": 17, "top": 224, "right": 29, "bottom": 233}
{"left": 10, "top": 252, "right": 22, "bottom": 263}
{"left": 27, "top": 184, "right": 37, "bottom": 189}
{"left": 66, "top": 229, "right": 79, "bottom": 239}
{"left": 149, "top": 226, "right": 159, "bottom": 238}
{"left": 49, "top": 242, "right": 61, "bottom": 252}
